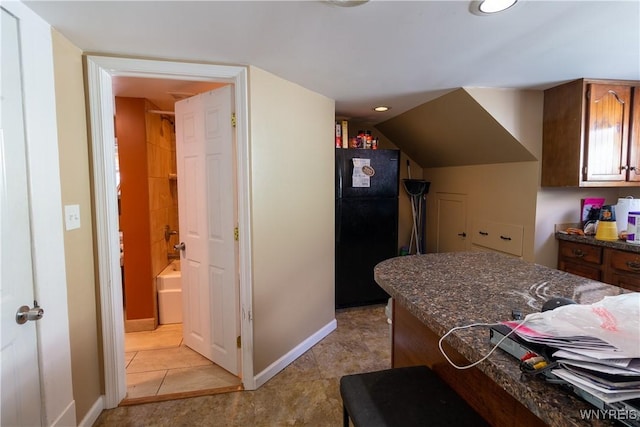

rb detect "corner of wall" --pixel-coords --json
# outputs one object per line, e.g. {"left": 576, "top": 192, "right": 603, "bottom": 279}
{"left": 464, "top": 87, "right": 544, "bottom": 160}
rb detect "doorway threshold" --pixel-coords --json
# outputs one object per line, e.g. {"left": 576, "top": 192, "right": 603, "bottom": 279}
{"left": 123, "top": 324, "right": 242, "bottom": 405}
{"left": 120, "top": 383, "right": 243, "bottom": 406}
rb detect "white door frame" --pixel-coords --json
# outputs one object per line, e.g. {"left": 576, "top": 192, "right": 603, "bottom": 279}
{"left": 85, "top": 55, "right": 255, "bottom": 408}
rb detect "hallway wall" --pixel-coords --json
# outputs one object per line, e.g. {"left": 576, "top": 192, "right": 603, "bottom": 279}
{"left": 51, "top": 29, "right": 101, "bottom": 423}
{"left": 248, "top": 66, "right": 335, "bottom": 375}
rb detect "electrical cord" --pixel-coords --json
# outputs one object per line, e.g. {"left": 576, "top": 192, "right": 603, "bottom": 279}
{"left": 438, "top": 312, "right": 544, "bottom": 370}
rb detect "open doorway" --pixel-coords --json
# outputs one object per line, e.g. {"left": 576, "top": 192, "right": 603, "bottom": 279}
{"left": 85, "top": 56, "right": 255, "bottom": 409}
{"left": 112, "top": 79, "right": 243, "bottom": 403}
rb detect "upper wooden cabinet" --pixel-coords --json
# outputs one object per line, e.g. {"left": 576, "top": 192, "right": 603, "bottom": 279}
{"left": 542, "top": 78, "right": 640, "bottom": 187}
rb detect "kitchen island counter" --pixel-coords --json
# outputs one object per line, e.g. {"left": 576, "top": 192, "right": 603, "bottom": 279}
{"left": 374, "top": 252, "right": 627, "bottom": 427}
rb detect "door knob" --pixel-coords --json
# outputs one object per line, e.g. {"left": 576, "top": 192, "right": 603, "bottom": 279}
{"left": 16, "top": 301, "right": 44, "bottom": 325}
{"left": 173, "top": 242, "right": 186, "bottom": 251}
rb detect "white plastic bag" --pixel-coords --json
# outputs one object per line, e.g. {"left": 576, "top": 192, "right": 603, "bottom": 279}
{"left": 521, "top": 293, "right": 640, "bottom": 356}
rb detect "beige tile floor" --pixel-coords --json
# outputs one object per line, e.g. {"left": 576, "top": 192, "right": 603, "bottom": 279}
{"left": 124, "top": 323, "right": 242, "bottom": 404}
{"left": 95, "top": 304, "right": 391, "bottom": 426}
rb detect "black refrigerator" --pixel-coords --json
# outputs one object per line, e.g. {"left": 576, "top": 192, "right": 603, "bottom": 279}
{"left": 335, "top": 148, "right": 400, "bottom": 308}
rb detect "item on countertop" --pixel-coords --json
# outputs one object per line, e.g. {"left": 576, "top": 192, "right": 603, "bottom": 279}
{"left": 595, "top": 205, "right": 619, "bottom": 241}
{"left": 583, "top": 222, "right": 597, "bottom": 235}
{"left": 615, "top": 197, "right": 640, "bottom": 234}
{"left": 598, "top": 205, "right": 616, "bottom": 222}
{"left": 564, "top": 227, "right": 585, "bottom": 235}
{"left": 595, "top": 221, "right": 618, "bottom": 241}
{"left": 626, "top": 211, "right": 640, "bottom": 244}
{"left": 581, "top": 197, "right": 606, "bottom": 222}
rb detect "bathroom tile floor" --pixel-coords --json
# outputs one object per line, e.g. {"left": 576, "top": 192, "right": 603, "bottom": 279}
{"left": 95, "top": 304, "right": 391, "bottom": 426}
{"left": 123, "top": 323, "right": 242, "bottom": 404}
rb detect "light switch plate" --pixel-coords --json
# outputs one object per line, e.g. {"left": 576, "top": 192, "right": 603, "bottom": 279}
{"left": 64, "top": 204, "right": 81, "bottom": 230}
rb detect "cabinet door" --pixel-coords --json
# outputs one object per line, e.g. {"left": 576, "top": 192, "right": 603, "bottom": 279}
{"left": 584, "top": 84, "right": 631, "bottom": 182}
{"left": 435, "top": 193, "right": 467, "bottom": 253}
{"left": 627, "top": 87, "right": 640, "bottom": 182}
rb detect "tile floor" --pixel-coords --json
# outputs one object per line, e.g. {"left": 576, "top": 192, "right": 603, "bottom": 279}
{"left": 94, "top": 304, "right": 391, "bottom": 426}
{"left": 124, "top": 323, "right": 242, "bottom": 404}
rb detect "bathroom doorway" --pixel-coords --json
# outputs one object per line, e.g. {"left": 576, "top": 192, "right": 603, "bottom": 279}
{"left": 113, "top": 80, "right": 242, "bottom": 402}
{"left": 85, "top": 55, "right": 255, "bottom": 408}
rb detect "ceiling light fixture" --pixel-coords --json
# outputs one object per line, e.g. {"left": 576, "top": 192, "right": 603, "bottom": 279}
{"left": 373, "top": 106, "right": 390, "bottom": 112}
{"left": 470, "top": 0, "right": 517, "bottom": 15}
{"left": 325, "top": 0, "right": 369, "bottom": 7}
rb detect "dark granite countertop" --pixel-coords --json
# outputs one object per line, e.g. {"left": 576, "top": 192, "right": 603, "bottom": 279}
{"left": 374, "top": 252, "right": 630, "bottom": 427}
{"left": 556, "top": 232, "right": 640, "bottom": 253}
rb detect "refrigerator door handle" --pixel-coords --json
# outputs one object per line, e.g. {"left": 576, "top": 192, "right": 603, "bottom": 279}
{"left": 337, "top": 158, "right": 343, "bottom": 199}
{"left": 336, "top": 199, "right": 341, "bottom": 243}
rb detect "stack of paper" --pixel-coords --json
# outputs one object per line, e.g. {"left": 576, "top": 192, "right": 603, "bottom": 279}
{"left": 503, "top": 293, "right": 640, "bottom": 404}
{"left": 552, "top": 350, "right": 640, "bottom": 403}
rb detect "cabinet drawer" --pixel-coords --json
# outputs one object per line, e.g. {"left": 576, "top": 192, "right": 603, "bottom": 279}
{"left": 608, "top": 272, "right": 640, "bottom": 292}
{"left": 471, "top": 219, "right": 523, "bottom": 257}
{"left": 558, "top": 260, "right": 602, "bottom": 281}
{"left": 608, "top": 249, "right": 640, "bottom": 274}
{"left": 558, "top": 241, "right": 602, "bottom": 265}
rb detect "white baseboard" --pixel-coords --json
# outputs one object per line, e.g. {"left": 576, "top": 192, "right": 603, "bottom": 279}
{"left": 49, "top": 400, "right": 76, "bottom": 427}
{"left": 254, "top": 318, "right": 337, "bottom": 389}
{"left": 77, "top": 396, "right": 105, "bottom": 427}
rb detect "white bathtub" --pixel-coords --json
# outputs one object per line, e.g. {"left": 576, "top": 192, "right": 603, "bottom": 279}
{"left": 156, "top": 260, "right": 182, "bottom": 324}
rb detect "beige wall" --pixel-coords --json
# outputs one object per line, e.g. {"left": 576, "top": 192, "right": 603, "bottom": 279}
{"left": 51, "top": 30, "right": 102, "bottom": 421}
{"left": 248, "top": 66, "right": 335, "bottom": 373}
{"left": 465, "top": 88, "right": 542, "bottom": 160}
{"left": 422, "top": 89, "right": 542, "bottom": 262}
{"left": 535, "top": 187, "right": 624, "bottom": 267}
{"left": 424, "top": 161, "right": 539, "bottom": 261}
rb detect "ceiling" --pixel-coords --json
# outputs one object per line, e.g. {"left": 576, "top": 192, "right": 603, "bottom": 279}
{"left": 24, "top": 0, "right": 640, "bottom": 124}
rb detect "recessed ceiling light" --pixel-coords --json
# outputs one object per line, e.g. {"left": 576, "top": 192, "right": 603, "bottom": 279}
{"left": 325, "top": 0, "right": 369, "bottom": 7}
{"left": 373, "top": 106, "right": 390, "bottom": 112}
{"left": 470, "top": 0, "right": 517, "bottom": 15}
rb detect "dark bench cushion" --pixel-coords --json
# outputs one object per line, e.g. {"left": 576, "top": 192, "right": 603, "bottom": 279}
{"left": 340, "top": 366, "right": 489, "bottom": 427}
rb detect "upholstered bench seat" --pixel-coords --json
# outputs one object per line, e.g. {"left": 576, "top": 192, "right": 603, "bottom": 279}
{"left": 339, "top": 365, "right": 489, "bottom": 427}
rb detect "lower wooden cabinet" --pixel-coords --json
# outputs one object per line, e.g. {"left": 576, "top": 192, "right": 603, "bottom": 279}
{"left": 559, "top": 260, "right": 603, "bottom": 282}
{"left": 557, "top": 241, "right": 603, "bottom": 281}
{"left": 605, "top": 248, "right": 640, "bottom": 292}
{"left": 557, "top": 240, "right": 640, "bottom": 292}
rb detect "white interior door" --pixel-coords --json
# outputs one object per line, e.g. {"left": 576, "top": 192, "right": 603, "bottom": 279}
{"left": 175, "top": 85, "right": 240, "bottom": 375}
{"left": 0, "top": 7, "right": 42, "bottom": 425}
{"left": 435, "top": 193, "right": 468, "bottom": 253}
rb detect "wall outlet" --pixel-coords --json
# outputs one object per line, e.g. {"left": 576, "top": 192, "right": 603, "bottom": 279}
{"left": 64, "top": 204, "right": 81, "bottom": 230}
